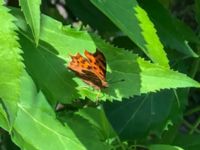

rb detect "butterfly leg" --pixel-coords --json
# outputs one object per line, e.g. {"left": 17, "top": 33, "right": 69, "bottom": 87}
{"left": 95, "top": 89, "right": 105, "bottom": 104}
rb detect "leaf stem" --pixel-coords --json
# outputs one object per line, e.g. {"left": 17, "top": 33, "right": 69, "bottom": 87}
{"left": 189, "top": 116, "right": 200, "bottom": 134}
{"left": 115, "top": 136, "right": 126, "bottom": 150}
{"left": 173, "top": 90, "right": 180, "bottom": 108}
{"left": 183, "top": 119, "right": 200, "bottom": 133}
{"left": 190, "top": 58, "right": 200, "bottom": 78}
{"left": 189, "top": 47, "right": 200, "bottom": 78}
{"left": 128, "top": 143, "right": 148, "bottom": 150}
{"left": 185, "top": 105, "right": 200, "bottom": 116}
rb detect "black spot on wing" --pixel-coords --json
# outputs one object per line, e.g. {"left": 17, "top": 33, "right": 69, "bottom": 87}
{"left": 94, "top": 50, "right": 106, "bottom": 75}
{"left": 81, "top": 70, "right": 102, "bottom": 87}
{"left": 87, "top": 66, "right": 92, "bottom": 70}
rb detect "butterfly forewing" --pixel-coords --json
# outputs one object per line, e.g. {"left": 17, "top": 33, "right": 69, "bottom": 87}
{"left": 68, "top": 49, "right": 108, "bottom": 89}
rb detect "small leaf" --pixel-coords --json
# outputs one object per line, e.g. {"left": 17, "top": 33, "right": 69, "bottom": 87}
{"left": 19, "top": 0, "right": 41, "bottom": 45}
{"left": 149, "top": 144, "right": 184, "bottom": 150}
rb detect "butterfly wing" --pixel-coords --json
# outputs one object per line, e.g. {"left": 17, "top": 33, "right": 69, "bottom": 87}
{"left": 68, "top": 50, "right": 108, "bottom": 89}
{"left": 84, "top": 49, "right": 107, "bottom": 81}
{"left": 78, "top": 70, "right": 103, "bottom": 90}
{"left": 68, "top": 53, "right": 90, "bottom": 74}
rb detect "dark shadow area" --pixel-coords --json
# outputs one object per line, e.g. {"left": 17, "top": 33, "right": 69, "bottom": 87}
{"left": 103, "top": 90, "right": 179, "bottom": 140}
{"left": 19, "top": 32, "right": 79, "bottom": 106}
{"left": 57, "top": 111, "right": 109, "bottom": 149}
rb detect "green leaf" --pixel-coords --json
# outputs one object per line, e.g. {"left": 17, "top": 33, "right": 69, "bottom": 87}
{"left": 19, "top": 33, "right": 78, "bottom": 104}
{"left": 0, "top": 100, "right": 10, "bottom": 130}
{"left": 104, "top": 90, "right": 177, "bottom": 140}
{"left": 173, "top": 134, "right": 200, "bottom": 150}
{"left": 195, "top": 0, "right": 200, "bottom": 26}
{"left": 11, "top": 71, "right": 90, "bottom": 150}
{"left": 77, "top": 107, "right": 116, "bottom": 140}
{"left": 139, "top": 0, "right": 199, "bottom": 57}
{"left": 0, "top": 3, "right": 24, "bottom": 126}
{"left": 138, "top": 58, "right": 200, "bottom": 93}
{"left": 149, "top": 144, "right": 184, "bottom": 150}
{"left": 90, "top": 0, "right": 169, "bottom": 68}
{"left": 0, "top": 0, "right": 4, "bottom": 5}
{"left": 65, "top": 0, "right": 118, "bottom": 33}
{"left": 19, "top": 0, "right": 41, "bottom": 45}
{"left": 11, "top": 8, "right": 200, "bottom": 102}
{"left": 58, "top": 112, "right": 110, "bottom": 150}
{"left": 158, "top": 0, "right": 170, "bottom": 8}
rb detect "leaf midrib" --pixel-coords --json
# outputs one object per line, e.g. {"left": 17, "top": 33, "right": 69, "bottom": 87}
{"left": 18, "top": 104, "right": 84, "bottom": 149}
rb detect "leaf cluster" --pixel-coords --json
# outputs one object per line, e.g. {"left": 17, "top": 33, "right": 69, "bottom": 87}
{"left": 0, "top": 0, "right": 200, "bottom": 149}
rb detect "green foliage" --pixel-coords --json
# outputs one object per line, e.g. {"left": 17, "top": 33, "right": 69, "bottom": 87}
{"left": 195, "top": 0, "right": 200, "bottom": 26}
{"left": 173, "top": 134, "right": 200, "bottom": 150}
{"left": 149, "top": 144, "right": 184, "bottom": 150}
{"left": 12, "top": 9, "right": 200, "bottom": 102}
{"left": 77, "top": 107, "right": 116, "bottom": 140}
{"left": 91, "top": 0, "right": 169, "bottom": 67}
{"left": 0, "top": 2, "right": 24, "bottom": 127}
{"left": 139, "top": 0, "right": 199, "bottom": 57}
{"left": 11, "top": 71, "right": 109, "bottom": 150}
{"left": 104, "top": 90, "right": 177, "bottom": 140}
{"left": 64, "top": 0, "right": 118, "bottom": 33}
{"left": 19, "top": 32, "right": 78, "bottom": 104}
{"left": 0, "top": 0, "right": 200, "bottom": 149}
{"left": 19, "top": 0, "right": 41, "bottom": 45}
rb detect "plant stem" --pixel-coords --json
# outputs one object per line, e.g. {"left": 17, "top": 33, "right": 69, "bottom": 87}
{"left": 190, "top": 58, "right": 200, "bottom": 78}
{"left": 189, "top": 116, "right": 200, "bottom": 134}
{"left": 183, "top": 120, "right": 200, "bottom": 133}
{"left": 189, "top": 47, "right": 200, "bottom": 78}
{"left": 185, "top": 105, "right": 200, "bottom": 116}
{"left": 115, "top": 136, "right": 126, "bottom": 150}
{"left": 173, "top": 90, "right": 180, "bottom": 108}
{"left": 129, "top": 144, "right": 148, "bottom": 150}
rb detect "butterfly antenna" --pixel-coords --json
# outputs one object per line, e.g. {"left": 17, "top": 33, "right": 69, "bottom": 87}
{"left": 108, "top": 79, "right": 125, "bottom": 85}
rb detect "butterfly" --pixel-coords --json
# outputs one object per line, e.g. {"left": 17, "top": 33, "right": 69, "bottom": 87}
{"left": 68, "top": 49, "right": 108, "bottom": 90}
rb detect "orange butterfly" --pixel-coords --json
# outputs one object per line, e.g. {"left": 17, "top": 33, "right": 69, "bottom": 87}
{"left": 68, "top": 49, "right": 108, "bottom": 90}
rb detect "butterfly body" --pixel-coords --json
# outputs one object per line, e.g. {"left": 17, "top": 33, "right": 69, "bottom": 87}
{"left": 68, "top": 50, "right": 108, "bottom": 90}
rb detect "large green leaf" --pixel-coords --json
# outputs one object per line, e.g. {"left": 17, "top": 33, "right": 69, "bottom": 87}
{"left": 139, "top": 0, "right": 199, "bottom": 57}
{"left": 19, "top": 33, "right": 78, "bottom": 104}
{"left": 11, "top": 71, "right": 108, "bottom": 150}
{"left": 11, "top": 8, "right": 200, "bottom": 102}
{"left": 104, "top": 90, "right": 177, "bottom": 140}
{"left": 0, "top": 3, "right": 24, "bottom": 127}
{"left": 90, "top": 0, "right": 169, "bottom": 68}
{"left": 19, "top": 0, "right": 41, "bottom": 45}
